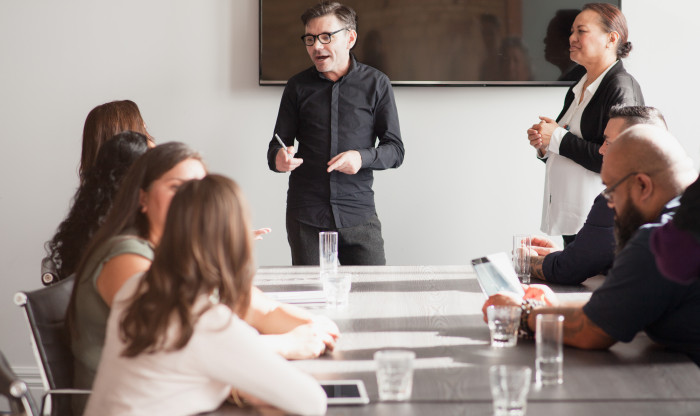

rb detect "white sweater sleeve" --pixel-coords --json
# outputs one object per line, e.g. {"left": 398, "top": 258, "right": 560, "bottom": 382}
{"left": 188, "top": 306, "right": 327, "bottom": 416}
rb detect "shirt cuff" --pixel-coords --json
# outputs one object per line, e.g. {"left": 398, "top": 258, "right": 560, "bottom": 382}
{"left": 548, "top": 127, "right": 568, "bottom": 155}
{"left": 357, "top": 148, "right": 373, "bottom": 168}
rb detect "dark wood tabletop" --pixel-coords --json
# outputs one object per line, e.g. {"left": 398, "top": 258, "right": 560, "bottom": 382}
{"left": 206, "top": 265, "right": 700, "bottom": 415}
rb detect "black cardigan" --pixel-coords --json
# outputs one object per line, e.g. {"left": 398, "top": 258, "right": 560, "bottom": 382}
{"left": 555, "top": 61, "right": 644, "bottom": 173}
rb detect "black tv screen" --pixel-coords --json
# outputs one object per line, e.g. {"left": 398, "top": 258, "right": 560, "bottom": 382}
{"left": 259, "top": 0, "right": 621, "bottom": 86}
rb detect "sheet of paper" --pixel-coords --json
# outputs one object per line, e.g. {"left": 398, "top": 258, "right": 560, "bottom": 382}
{"left": 264, "top": 290, "right": 326, "bottom": 305}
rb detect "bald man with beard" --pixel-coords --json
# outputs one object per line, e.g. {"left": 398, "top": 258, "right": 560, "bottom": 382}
{"left": 483, "top": 125, "right": 700, "bottom": 363}
{"left": 529, "top": 106, "right": 668, "bottom": 285}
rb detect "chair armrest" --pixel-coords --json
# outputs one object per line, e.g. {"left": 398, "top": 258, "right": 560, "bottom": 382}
{"left": 41, "top": 388, "right": 91, "bottom": 416}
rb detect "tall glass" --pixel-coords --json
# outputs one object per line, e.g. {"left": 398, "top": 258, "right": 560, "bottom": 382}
{"left": 319, "top": 231, "right": 338, "bottom": 278}
{"left": 512, "top": 234, "right": 532, "bottom": 284}
{"left": 536, "top": 314, "right": 564, "bottom": 386}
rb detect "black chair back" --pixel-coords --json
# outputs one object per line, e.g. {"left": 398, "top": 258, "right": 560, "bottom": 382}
{"left": 14, "top": 275, "right": 75, "bottom": 391}
{"left": 0, "top": 350, "right": 38, "bottom": 416}
{"left": 14, "top": 275, "right": 88, "bottom": 416}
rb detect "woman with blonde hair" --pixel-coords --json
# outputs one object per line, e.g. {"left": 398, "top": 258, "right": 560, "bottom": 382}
{"left": 85, "top": 175, "right": 326, "bottom": 415}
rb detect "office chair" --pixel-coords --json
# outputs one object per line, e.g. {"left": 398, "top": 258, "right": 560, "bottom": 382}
{"left": 0, "top": 349, "right": 38, "bottom": 416}
{"left": 14, "top": 275, "right": 89, "bottom": 416}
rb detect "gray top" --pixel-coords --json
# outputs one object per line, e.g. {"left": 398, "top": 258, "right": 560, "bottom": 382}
{"left": 71, "top": 233, "right": 153, "bottom": 390}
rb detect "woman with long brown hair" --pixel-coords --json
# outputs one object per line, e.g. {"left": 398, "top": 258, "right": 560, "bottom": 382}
{"left": 42, "top": 131, "right": 150, "bottom": 284}
{"left": 84, "top": 175, "right": 327, "bottom": 415}
{"left": 70, "top": 142, "right": 337, "bottom": 413}
{"left": 79, "top": 100, "right": 154, "bottom": 182}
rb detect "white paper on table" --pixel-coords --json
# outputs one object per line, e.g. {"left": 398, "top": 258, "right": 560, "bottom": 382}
{"left": 471, "top": 252, "right": 526, "bottom": 297}
{"left": 264, "top": 290, "right": 327, "bottom": 305}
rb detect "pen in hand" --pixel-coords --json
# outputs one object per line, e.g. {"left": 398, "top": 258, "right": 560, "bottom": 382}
{"left": 275, "top": 134, "right": 288, "bottom": 159}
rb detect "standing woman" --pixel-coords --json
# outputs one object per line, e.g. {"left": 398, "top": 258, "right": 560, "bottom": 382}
{"left": 84, "top": 175, "right": 327, "bottom": 416}
{"left": 528, "top": 3, "right": 643, "bottom": 245}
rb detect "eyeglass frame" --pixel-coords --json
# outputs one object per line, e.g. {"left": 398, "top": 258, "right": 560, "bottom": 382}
{"left": 601, "top": 171, "right": 639, "bottom": 201}
{"left": 300, "top": 28, "right": 349, "bottom": 46}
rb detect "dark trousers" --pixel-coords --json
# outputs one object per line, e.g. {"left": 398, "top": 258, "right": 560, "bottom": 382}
{"left": 286, "top": 213, "right": 386, "bottom": 265}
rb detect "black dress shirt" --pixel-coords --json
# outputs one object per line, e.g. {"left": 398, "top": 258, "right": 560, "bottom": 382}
{"left": 268, "top": 55, "right": 404, "bottom": 229}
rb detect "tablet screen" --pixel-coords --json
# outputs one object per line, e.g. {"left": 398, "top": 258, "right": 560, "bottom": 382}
{"left": 320, "top": 380, "right": 370, "bottom": 405}
{"left": 322, "top": 383, "right": 361, "bottom": 398}
{"left": 472, "top": 252, "right": 525, "bottom": 297}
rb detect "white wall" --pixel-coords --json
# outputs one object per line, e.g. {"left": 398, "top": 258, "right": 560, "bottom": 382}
{"left": 1, "top": 0, "right": 698, "bottom": 373}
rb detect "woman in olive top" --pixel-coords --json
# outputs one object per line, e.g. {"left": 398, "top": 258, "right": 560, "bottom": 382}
{"left": 69, "top": 142, "right": 338, "bottom": 412}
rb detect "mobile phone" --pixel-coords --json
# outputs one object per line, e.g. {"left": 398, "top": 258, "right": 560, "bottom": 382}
{"left": 320, "top": 379, "right": 370, "bottom": 405}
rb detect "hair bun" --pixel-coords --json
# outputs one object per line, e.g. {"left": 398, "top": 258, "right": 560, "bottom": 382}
{"left": 618, "top": 41, "right": 632, "bottom": 58}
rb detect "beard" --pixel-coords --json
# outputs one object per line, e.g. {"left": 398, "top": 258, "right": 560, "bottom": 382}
{"left": 614, "top": 202, "right": 649, "bottom": 254}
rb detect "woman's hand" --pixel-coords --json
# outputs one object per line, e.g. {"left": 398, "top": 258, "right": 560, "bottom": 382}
{"left": 253, "top": 228, "right": 272, "bottom": 240}
{"left": 527, "top": 116, "right": 558, "bottom": 155}
{"left": 275, "top": 323, "right": 336, "bottom": 360}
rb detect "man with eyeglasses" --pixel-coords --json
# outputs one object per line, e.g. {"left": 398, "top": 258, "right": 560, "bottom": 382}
{"left": 267, "top": 2, "right": 404, "bottom": 266}
{"left": 528, "top": 106, "right": 667, "bottom": 285}
{"left": 483, "top": 125, "right": 700, "bottom": 363}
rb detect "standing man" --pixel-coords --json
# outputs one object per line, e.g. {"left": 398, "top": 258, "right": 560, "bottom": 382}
{"left": 268, "top": 2, "right": 404, "bottom": 265}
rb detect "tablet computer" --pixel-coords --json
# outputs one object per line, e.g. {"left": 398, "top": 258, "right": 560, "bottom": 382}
{"left": 320, "top": 379, "right": 370, "bottom": 405}
{"left": 471, "top": 252, "right": 525, "bottom": 297}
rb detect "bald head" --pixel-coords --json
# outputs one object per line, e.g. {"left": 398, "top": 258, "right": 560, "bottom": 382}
{"left": 604, "top": 125, "right": 697, "bottom": 210}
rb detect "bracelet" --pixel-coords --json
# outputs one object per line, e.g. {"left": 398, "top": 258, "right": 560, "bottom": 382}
{"left": 519, "top": 299, "right": 545, "bottom": 339}
{"left": 230, "top": 389, "right": 247, "bottom": 408}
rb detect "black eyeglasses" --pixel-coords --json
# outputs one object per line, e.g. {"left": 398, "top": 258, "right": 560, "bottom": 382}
{"left": 300, "top": 28, "right": 348, "bottom": 46}
{"left": 601, "top": 171, "right": 638, "bottom": 201}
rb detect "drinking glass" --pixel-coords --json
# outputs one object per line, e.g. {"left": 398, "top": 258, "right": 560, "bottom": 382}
{"left": 322, "top": 272, "right": 351, "bottom": 308}
{"left": 536, "top": 314, "right": 564, "bottom": 386}
{"left": 319, "top": 231, "right": 338, "bottom": 277}
{"left": 486, "top": 305, "right": 521, "bottom": 347}
{"left": 374, "top": 350, "right": 415, "bottom": 401}
{"left": 513, "top": 234, "right": 532, "bottom": 284}
{"left": 489, "top": 365, "right": 532, "bottom": 416}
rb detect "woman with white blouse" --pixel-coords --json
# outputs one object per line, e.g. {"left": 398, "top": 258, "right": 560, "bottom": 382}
{"left": 527, "top": 3, "right": 644, "bottom": 245}
{"left": 84, "top": 174, "right": 327, "bottom": 416}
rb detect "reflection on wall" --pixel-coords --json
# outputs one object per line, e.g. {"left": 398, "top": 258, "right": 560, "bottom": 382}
{"left": 260, "top": 0, "right": 604, "bottom": 84}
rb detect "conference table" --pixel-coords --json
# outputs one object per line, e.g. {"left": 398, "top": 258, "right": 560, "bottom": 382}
{"left": 210, "top": 265, "right": 700, "bottom": 415}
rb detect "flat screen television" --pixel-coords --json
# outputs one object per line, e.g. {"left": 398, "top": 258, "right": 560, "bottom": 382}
{"left": 259, "top": 0, "right": 621, "bottom": 86}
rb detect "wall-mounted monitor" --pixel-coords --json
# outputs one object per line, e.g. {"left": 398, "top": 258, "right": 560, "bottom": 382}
{"left": 259, "top": 0, "right": 621, "bottom": 86}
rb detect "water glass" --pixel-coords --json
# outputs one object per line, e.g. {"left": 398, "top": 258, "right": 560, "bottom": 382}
{"left": 322, "top": 272, "right": 351, "bottom": 308}
{"left": 489, "top": 365, "right": 532, "bottom": 416}
{"left": 513, "top": 234, "right": 532, "bottom": 284}
{"left": 374, "top": 350, "right": 415, "bottom": 401}
{"left": 319, "top": 231, "right": 338, "bottom": 276}
{"left": 486, "top": 305, "right": 521, "bottom": 347}
{"left": 536, "top": 314, "right": 564, "bottom": 386}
